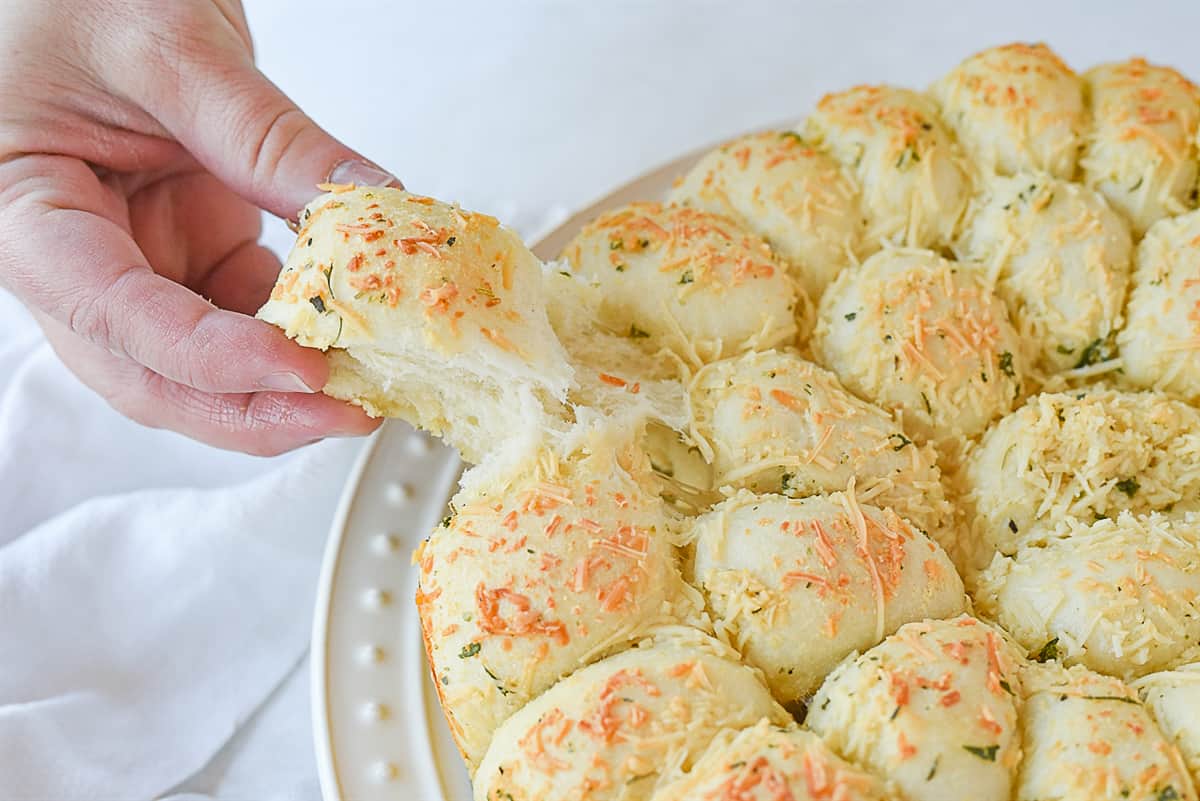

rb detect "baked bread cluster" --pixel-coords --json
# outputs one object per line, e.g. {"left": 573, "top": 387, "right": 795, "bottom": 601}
{"left": 260, "top": 42, "right": 1200, "bottom": 801}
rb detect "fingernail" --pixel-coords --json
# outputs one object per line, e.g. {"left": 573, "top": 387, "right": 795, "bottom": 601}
{"left": 330, "top": 415, "right": 384, "bottom": 437}
{"left": 258, "top": 371, "right": 318, "bottom": 393}
{"left": 326, "top": 160, "right": 404, "bottom": 190}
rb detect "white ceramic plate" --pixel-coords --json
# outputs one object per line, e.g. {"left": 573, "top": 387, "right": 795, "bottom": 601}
{"left": 310, "top": 145, "right": 714, "bottom": 801}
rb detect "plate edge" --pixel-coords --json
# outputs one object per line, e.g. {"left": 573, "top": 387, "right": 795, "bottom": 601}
{"left": 311, "top": 426, "right": 387, "bottom": 801}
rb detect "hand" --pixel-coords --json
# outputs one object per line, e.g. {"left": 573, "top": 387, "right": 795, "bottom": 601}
{"left": 0, "top": 0, "right": 390, "bottom": 455}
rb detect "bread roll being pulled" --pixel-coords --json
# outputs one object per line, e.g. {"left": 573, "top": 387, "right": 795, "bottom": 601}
{"left": 257, "top": 185, "right": 572, "bottom": 464}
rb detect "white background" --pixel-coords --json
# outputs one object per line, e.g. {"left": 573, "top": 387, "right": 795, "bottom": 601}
{"left": 3, "top": 1, "right": 1199, "bottom": 799}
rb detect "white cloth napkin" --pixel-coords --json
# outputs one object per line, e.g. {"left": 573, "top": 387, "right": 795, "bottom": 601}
{"left": 0, "top": 288, "right": 357, "bottom": 800}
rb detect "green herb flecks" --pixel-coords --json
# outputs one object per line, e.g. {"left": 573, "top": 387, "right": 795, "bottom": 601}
{"left": 1116, "top": 477, "right": 1140, "bottom": 497}
{"left": 962, "top": 744, "right": 999, "bottom": 762}
{"left": 483, "top": 667, "right": 512, "bottom": 696}
{"left": 891, "top": 433, "right": 912, "bottom": 452}
{"left": 679, "top": 270, "right": 694, "bottom": 285}
{"left": 1036, "top": 637, "right": 1060, "bottom": 663}
{"left": 896, "top": 145, "right": 921, "bottom": 169}
{"left": 1082, "top": 694, "right": 1139, "bottom": 705}
{"left": 1075, "top": 337, "right": 1116, "bottom": 369}
{"left": 458, "top": 642, "right": 481, "bottom": 659}
{"left": 998, "top": 351, "right": 1015, "bottom": 377}
{"left": 308, "top": 296, "right": 326, "bottom": 313}
{"left": 844, "top": 311, "right": 858, "bottom": 321}
{"left": 629, "top": 324, "right": 651, "bottom": 338}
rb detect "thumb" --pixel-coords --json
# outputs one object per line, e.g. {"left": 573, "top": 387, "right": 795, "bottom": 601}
{"left": 146, "top": 50, "right": 400, "bottom": 219}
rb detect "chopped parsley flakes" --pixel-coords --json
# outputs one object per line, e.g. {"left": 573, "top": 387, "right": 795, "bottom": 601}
{"left": 962, "top": 744, "right": 999, "bottom": 762}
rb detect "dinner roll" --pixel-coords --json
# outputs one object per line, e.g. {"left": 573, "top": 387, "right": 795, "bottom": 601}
{"left": 670, "top": 130, "right": 864, "bottom": 299}
{"left": 1135, "top": 664, "right": 1200, "bottom": 782}
{"left": 955, "top": 173, "right": 1132, "bottom": 372}
{"left": 814, "top": 248, "right": 1027, "bottom": 452}
{"left": 962, "top": 389, "right": 1200, "bottom": 563}
{"left": 650, "top": 719, "right": 898, "bottom": 801}
{"left": 1017, "top": 663, "right": 1196, "bottom": 801}
{"left": 687, "top": 349, "right": 953, "bottom": 540}
{"left": 976, "top": 511, "right": 1200, "bottom": 679}
{"left": 804, "top": 84, "right": 972, "bottom": 249}
{"left": 1119, "top": 209, "right": 1200, "bottom": 402}
{"left": 257, "top": 186, "right": 572, "bottom": 464}
{"left": 472, "top": 626, "right": 790, "bottom": 801}
{"left": 687, "top": 491, "right": 965, "bottom": 704}
{"left": 1083, "top": 58, "right": 1200, "bottom": 236}
{"left": 807, "top": 616, "right": 1025, "bottom": 801}
{"left": 560, "top": 203, "right": 804, "bottom": 368}
{"left": 932, "top": 43, "right": 1085, "bottom": 178}
{"left": 416, "top": 432, "right": 698, "bottom": 768}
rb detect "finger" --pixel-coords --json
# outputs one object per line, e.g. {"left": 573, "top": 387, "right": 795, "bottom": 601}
{"left": 138, "top": 41, "right": 401, "bottom": 220}
{"left": 37, "top": 311, "right": 380, "bottom": 457}
{"left": 123, "top": 167, "right": 267, "bottom": 288}
{"left": 120, "top": 166, "right": 280, "bottom": 313}
{"left": 198, "top": 240, "right": 284, "bottom": 316}
{"left": 0, "top": 155, "right": 327, "bottom": 394}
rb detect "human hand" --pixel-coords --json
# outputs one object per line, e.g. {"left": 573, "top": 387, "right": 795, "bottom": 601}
{"left": 0, "top": 0, "right": 391, "bottom": 455}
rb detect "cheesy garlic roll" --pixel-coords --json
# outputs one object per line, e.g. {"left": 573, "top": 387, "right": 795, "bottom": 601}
{"left": 671, "top": 130, "right": 864, "bottom": 299}
{"left": 932, "top": 42, "right": 1085, "bottom": 179}
{"left": 962, "top": 389, "right": 1200, "bottom": 564}
{"left": 650, "top": 720, "right": 898, "bottom": 801}
{"left": 1082, "top": 58, "right": 1200, "bottom": 236}
{"left": 688, "top": 491, "right": 965, "bottom": 704}
{"left": 561, "top": 203, "right": 804, "bottom": 368}
{"left": 976, "top": 511, "right": 1200, "bottom": 679}
{"left": 805, "top": 84, "right": 972, "bottom": 250}
{"left": 1017, "top": 663, "right": 1196, "bottom": 801}
{"left": 416, "top": 435, "right": 699, "bottom": 768}
{"left": 472, "top": 627, "right": 789, "bottom": 801}
{"left": 808, "top": 616, "right": 1025, "bottom": 801}
{"left": 257, "top": 186, "right": 572, "bottom": 464}
{"left": 815, "top": 248, "right": 1028, "bottom": 452}
{"left": 955, "top": 173, "right": 1132, "bottom": 372}
{"left": 1119, "top": 209, "right": 1200, "bottom": 402}
{"left": 1135, "top": 664, "right": 1200, "bottom": 783}
{"left": 688, "top": 349, "right": 952, "bottom": 541}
